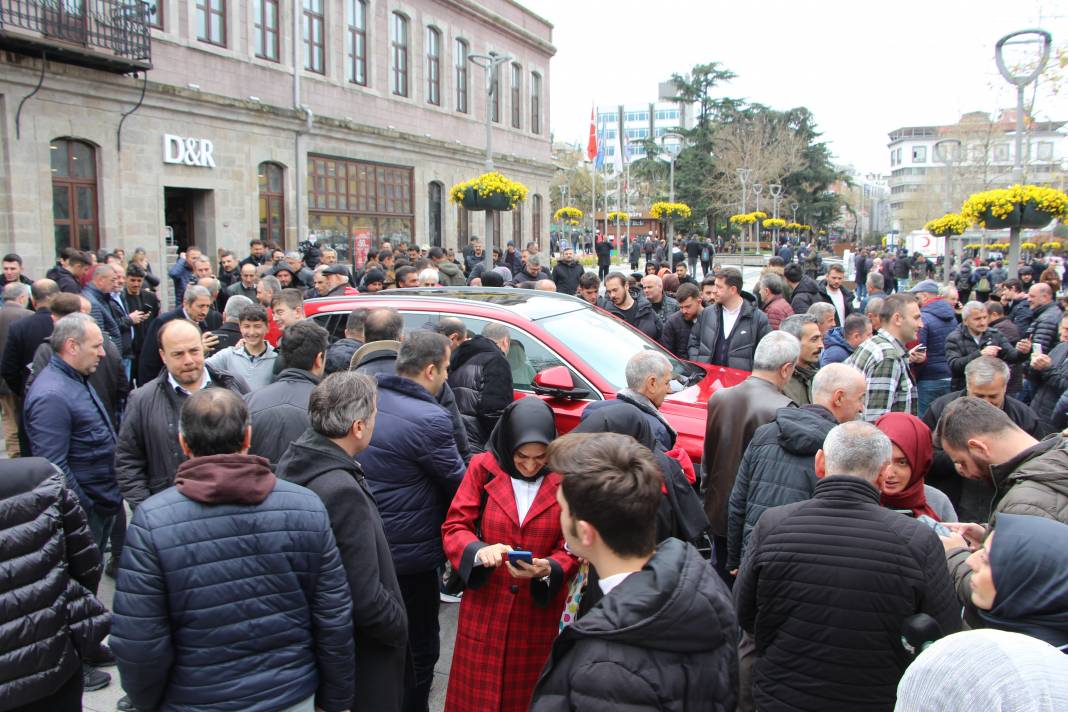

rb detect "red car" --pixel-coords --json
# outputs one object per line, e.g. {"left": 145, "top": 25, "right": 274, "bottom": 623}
{"left": 304, "top": 288, "right": 749, "bottom": 466}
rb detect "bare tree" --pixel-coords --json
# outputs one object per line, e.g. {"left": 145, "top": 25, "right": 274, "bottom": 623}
{"left": 706, "top": 116, "right": 807, "bottom": 213}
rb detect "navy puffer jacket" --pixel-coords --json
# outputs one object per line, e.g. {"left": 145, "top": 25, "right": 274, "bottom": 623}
{"left": 916, "top": 298, "right": 957, "bottom": 381}
{"left": 0, "top": 460, "right": 110, "bottom": 710}
{"left": 356, "top": 374, "right": 466, "bottom": 574}
{"left": 111, "top": 466, "right": 354, "bottom": 712}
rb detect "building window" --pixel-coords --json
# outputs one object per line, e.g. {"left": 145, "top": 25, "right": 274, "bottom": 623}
{"left": 196, "top": 0, "right": 226, "bottom": 46}
{"left": 510, "top": 63, "right": 522, "bottom": 129}
{"left": 428, "top": 182, "right": 443, "bottom": 247}
{"left": 530, "top": 71, "right": 541, "bottom": 134}
{"left": 426, "top": 27, "right": 441, "bottom": 105}
{"left": 455, "top": 38, "right": 469, "bottom": 113}
{"left": 253, "top": 0, "right": 278, "bottom": 61}
{"left": 532, "top": 194, "right": 542, "bottom": 248}
{"left": 303, "top": 0, "right": 325, "bottom": 74}
{"left": 147, "top": 0, "right": 162, "bottom": 29}
{"left": 50, "top": 139, "right": 99, "bottom": 254}
{"left": 308, "top": 156, "right": 415, "bottom": 261}
{"left": 390, "top": 12, "right": 409, "bottom": 97}
{"left": 1037, "top": 141, "right": 1054, "bottom": 161}
{"left": 911, "top": 146, "right": 926, "bottom": 163}
{"left": 512, "top": 202, "right": 522, "bottom": 247}
{"left": 491, "top": 62, "right": 500, "bottom": 123}
{"left": 346, "top": 0, "right": 367, "bottom": 85}
{"left": 258, "top": 162, "right": 286, "bottom": 245}
{"left": 994, "top": 144, "right": 1010, "bottom": 162}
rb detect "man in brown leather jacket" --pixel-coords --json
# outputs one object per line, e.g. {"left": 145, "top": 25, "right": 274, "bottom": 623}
{"left": 704, "top": 330, "right": 799, "bottom": 583}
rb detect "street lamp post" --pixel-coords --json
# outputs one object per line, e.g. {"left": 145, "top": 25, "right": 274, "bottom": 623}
{"left": 752, "top": 183, "right": 765, "bottom": 253}
{"left": 469, "top": 51, "right": 513, "bottom": 272}
{"left": 559, "top": 184, "right": 570, "bottom": 250}
{"left": 769, "top": 183, "right": 783, "bottom": 247}
{"left": 736, "top": 168, "right": 752, "bottom": 251}
{"left": 657, "top": 133, "right": 684, "bottom": 244}
{"left": 934, "top": 138, "right": 962, "bottom": 280}
{"left": 995, "top": 29, "right": 1052, "bottom": 279}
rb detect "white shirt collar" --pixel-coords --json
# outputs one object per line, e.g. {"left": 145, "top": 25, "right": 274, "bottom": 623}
{"left": 167, "top": 368, "right": 211, "bottom": 396}
{"left": 597, "top": 572, "right": 633, "bottom": 597}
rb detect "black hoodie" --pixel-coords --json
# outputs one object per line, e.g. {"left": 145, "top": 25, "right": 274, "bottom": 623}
{"left": 603, "top": 294, "right": 662, "bottom": 340}
{"left": 275, "top": 429, "right": 409, "bottom": 712}
{"left": 530, "top": 538, "right": 738, "bottom": 712}
{"left": 448, "top": 335, "right": 514, "bottom": 453}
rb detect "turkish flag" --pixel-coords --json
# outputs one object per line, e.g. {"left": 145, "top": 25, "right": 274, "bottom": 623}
{"left": 586, "top": 106, "right": 597, "bottom": 160}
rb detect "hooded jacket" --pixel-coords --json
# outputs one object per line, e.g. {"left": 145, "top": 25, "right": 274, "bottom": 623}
{"left": 244, "top": 368, "right": 320, "bottom": 467}
{"left": 276, "top": 430, "right": 408, "bottom": 712}
{"left": 530, "top": 538, "right": 737, "bottom": 712}
{"left": 325, "top": 337, "right": 363, "bottom": 376}
{"left": 820, "top": 327, "right": 854, "bottom": 366}
{"left": 111, "top": 454, "right": 355, "bottom": 712}
{"left": 945, "top": 322, "right": 1023, "bottom": 392}
{"left": 726, "top": 404, "right": 836, "bottom": 570}
{"left": 355, "top": 374, "right": 467, "bottom": 574}
{"left": 550, "top": 260, "right": 585, "bottom": 296}
{"left": 762, "top": 294, "right": 794, "bottom": 331}
{"left": 735, "top": 476, "right": 961, "bottom": 712}
{"left": 1027, "top": 340, "right": 1068, "bottom": 434}
{"left": 602, "top": 294, "right": 662, "bottom": 341}
{"left": 447, "top": 336, "right": 514, "bottom": 453}
{"left": 788, "top": 275, "right": 828, "bottom": 315}
{"left": 1027, "top": 300, "right": 1063, "bottom": 356}
{"left": 783, "top": 362, "right": 818, "bottom": 406}
{"left": 989, "top": 435, "right": 1068, "bottom": 525}
{"left": 46, "top": 264, "right": 82, "bottom": 294}
{"left": 584, "top": 388, "right": 678, "bottom": 452}
{"left": 916, "top": 298, "right": 957, "bottom": 381}
{"left": 436, "top": 260, "right": 467, "bottom": 287}
{"left": 0, "top": 461, "right": 110, "bottom": 709}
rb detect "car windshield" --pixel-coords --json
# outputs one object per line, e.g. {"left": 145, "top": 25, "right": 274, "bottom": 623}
{"left": 537, "top": 308, "right": 703, "bottom": 391}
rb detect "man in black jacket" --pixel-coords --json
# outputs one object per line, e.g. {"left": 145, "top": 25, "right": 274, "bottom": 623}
{"left": 115, "top": 319, "right": 249, "bottom": 507}
{"left": 1023, "top": 282, "right": 1062, "bottom": 356}
{"left": 325, "top": 308, "right": 366, "bottom": 375}
{"left": 46, "top": 248, "right": 89, "bottom": 294}
{"left": 276, "top": 372, "right": 408, "bottom": 712}
{"left": 688, "top": 268, "right": 770, "bottom": 371}
{"left": 1001, "top": 278, "right": 1032, "bottom": 334}
{"left": 594, "top": 236, "right": 613, "bottom": 280}
{"left": 550, "top": 248, "right": 585, "bottom": 297}
{"left": 602, "top": 272, "right": 661, "bottom": 340}
{"left": 531, "top": 432, "right": 737, "bottom": 712}
{"left": 137, "top": 285, "right": 216, "bottom": 384}
{"left": 1, "top": 279, "right": 60, "bottom": 456}
{"left": 945, "top": 300, "right": 1028, "bottom": 392}
{"left": 734, "top": 421, "right": 960, "bottom": 712}
{"left": 661, "top": 283, "right": 703, "bottom": 358}
{"left": 446, "top": 321, "right": 513, "bottom": 453}
{"left": 245, "top": 320, "right": 327, "bottom": 466}
{"left": 784, "top": 262, "right": 829, "bottom": 316}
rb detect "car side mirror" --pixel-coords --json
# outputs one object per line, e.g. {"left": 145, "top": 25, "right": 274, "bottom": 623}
{"left": 532, "top": 365, "right": 589, "bottom": 400}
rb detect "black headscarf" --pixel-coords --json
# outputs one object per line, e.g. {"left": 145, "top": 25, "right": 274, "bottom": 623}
{"left": 487, "top": 397, "right": 557, "bottom": 482}
{"left": 981, "top": 513, "right": 1068, "bottom": 648}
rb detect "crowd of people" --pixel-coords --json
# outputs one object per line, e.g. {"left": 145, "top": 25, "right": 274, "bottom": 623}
{"left": 2, "top": 234, "right": 1068, "bottom": 712}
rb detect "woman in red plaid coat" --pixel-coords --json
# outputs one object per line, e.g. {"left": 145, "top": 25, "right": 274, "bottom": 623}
{"left": 442, "top": 397, "right": 577, "bottom": 712}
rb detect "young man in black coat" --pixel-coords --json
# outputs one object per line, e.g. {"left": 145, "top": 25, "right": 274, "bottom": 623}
{"left": 531, "top": 432, "right": 737, "bottom": 712}
{"left": 734, "top": 421, "right": 960, "bottom": 712}
{"left": 276, "top": 372, "right": 408, "bottom": 712}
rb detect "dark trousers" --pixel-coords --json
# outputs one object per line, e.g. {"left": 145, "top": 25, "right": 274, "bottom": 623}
{"left": 598, "top": 264, "right": 610, "bottom": 281}
{"left": 109, "top": 506, "right": 127, "bottom": 565}
{"left": 397, "top": 570, "right": 440, "bottom": 712}
{"left": 711, "top": 534, "right": 734, "bottom": 588}
{"left": 8, "top": 667, "right": 83, "bottom": 712}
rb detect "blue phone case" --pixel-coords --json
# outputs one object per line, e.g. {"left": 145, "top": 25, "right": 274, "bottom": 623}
{"left": 507, "top": 550, "right": 533, "bottom": 564}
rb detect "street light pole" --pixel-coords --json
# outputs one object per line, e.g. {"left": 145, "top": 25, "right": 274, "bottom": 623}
{"left": 657, "top": 133, "right": 684, "bottom": 245}
{"left": 469, "top": 51, "right": 513, "bottom": 273}
{"left": 736, "top": 168, "right": 751, "bottom": 252}
{"left": 752, "top": 183, "right": 764, "bottom": 253}
{"left": 995, "top": 29, "right": 1052, "bottom": 278}
{"left": 934, "top": 138, "right": 962, "bottom": 280}
{"left": 769, "top": 183, "right": 782, "bottom": 248}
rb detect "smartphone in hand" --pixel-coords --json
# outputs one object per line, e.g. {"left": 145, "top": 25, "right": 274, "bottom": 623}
{"left": 507, "top": 550, "right": 533, "bottom": 566}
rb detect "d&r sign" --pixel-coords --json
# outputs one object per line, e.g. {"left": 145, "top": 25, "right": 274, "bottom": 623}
{"left": 163, "top": 134, "right": 216, "bottom": 168}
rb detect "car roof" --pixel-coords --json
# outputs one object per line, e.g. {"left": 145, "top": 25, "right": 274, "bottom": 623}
{"left": 307, "top": 287, "right": 590, "bottom": 321}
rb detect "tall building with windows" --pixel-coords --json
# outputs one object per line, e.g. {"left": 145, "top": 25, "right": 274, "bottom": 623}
{"left": 887, "top": 110, "right": 1066, "bottom": 233}
{"left": 0, "top": 0, "right": 554, "bottom": 290}
{"left": 595, "top": 82, "right": 694, "bottom": 166}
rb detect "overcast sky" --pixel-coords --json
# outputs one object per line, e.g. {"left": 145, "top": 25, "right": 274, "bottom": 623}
{"left": 520, "top": 0, "right": 1068, "bottom": 174}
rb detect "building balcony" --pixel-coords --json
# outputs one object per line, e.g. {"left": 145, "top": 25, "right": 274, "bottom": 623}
{"left": 0, "top": 0, "right": 151, "bottom": 74}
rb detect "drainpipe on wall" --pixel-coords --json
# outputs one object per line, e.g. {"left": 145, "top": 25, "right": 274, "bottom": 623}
{"left": 292, "top": 3, "right": 309, "bottom": 251}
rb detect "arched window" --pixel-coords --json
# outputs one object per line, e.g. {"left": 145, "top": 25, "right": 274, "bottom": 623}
{"left": 390, "top": 12, "right": 409, "bottom": 97}
{"left": 258, "top": 162, "right": 285, "bottom": 245}
{"left": 428, "top": 181, "right": 443, "bottom": 247}
{"left": 50, "top": 139, "right": 99, "bottom": 254}
{"left": 454, "top": 38, "right": 468, "bottom": 113}
{"left": 426, "top": 26, "right": 441, "bottom": 105}
{"left": 531, "top": 194, "right": 543, "bottom": 249}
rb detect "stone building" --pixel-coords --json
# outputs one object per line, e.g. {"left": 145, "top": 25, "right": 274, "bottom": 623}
{"left": 0, "top": 0, "right": 555, "bottom": 293}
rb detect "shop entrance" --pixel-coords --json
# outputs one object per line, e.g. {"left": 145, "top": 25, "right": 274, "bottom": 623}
{"left": 164, "top": 187, "right": 213, "bottom": 254}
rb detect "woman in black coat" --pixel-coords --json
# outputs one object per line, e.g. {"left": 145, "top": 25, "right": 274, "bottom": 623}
{"left": 0, "top": 458, "right": 111, "bottom": 710}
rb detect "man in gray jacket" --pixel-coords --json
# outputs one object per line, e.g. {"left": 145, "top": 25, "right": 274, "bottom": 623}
{"left": 688, "top": 268, "right": 770, "bottom": 371}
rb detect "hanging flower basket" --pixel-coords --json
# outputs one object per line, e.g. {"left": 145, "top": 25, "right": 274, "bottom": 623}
{"left": 961, "top": 185, "right": 1068, "bottom": 229}
{"left": 607, "top": 211, "right": 629, "bottom": 222}
{"left": 650, "top": 201, "right": 692, "bottom": 220}
{"left": 924, "top": 213, "right": 968, "bottom": 237}
{"left": 763, "top": 218, "right": 787, "bottom": 229}
{"left": 554, "top": 206, "right": 583, "bottom": 222}
{"left": 729, "top": 213, "right": 757, "bottom": 225}
{"left": 1021, "top": 202, "right": 1055, "bottom": 229}
{"left": 450, "top": 172, "right": 528, "bottom": 212}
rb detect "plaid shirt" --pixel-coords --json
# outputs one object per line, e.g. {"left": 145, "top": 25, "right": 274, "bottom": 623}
{"left": 846, "top": 330, "right": 918, "bottom": 422}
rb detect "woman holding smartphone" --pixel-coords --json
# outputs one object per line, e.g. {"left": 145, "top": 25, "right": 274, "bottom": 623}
{"left": 442, "top": 397, "right": 577, "bottom": 712}
{"left": 875, "top": 412, "right": 957, "bottom": 522}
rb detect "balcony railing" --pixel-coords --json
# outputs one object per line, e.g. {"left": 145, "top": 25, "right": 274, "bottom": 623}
{"left": 0, "top": 0, "right": 152, "bottom": 72}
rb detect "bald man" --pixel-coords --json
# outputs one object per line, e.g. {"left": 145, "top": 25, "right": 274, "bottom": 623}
{"left": 642, "top": 274, "right": 679, "bottom": 328}
{"left": 1023, "top": 281, "right": 1061, "bottom": 357}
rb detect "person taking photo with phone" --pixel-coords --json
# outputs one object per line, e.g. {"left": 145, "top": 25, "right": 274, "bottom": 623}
{"left": 441, "top": 397, "right": 577, "bottom": 712}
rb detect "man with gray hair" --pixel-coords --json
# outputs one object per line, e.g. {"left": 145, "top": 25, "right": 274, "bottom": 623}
{"left": 946, "top": 300, "right": 1027, "bottom": 393}
{"left": 805, "top": 302, "right": 836, "bottom": 338}
{"left": 276, "top": 372, "right": 408, "bottom": 712}
{"left": 864, "top": 295, "right": 884, "bottom": 332}
{"left": 780, "top": 314, "right": 823, "bottom": 406}
{"left": 138, "top": 283, "right": 217, "bottom": 384}
{"left": 584, "top": 349, "right": 678, "bottom": 450}
{"left": 703, "top": 330, "right": 799, "bottom": 582}
{"left": 209, "top": 294, "right": 253, "bottom": 352}
{"left": 734, "top": 420, "right": 960, "bottom": 712}
{"left": 922, "top": 356, "right": 1040, "bottom": 521}
{"left": 0, "top": 281, "right": 31, "bottom": 456}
